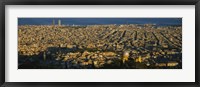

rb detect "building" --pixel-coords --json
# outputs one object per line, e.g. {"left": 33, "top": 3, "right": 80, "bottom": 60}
{"left": 52, "top": 20, "right": 55, "bottom": 26}
{"left": 167, "top": 61, "right": 178, "bottom": 67}
{"left": 122, "top": 51, "right": 129, "bottom": 63}
{"left": 135, "top": 56, "right": 142, "bottom": 63}
{"left": 58, "top": 20, "right": 62, "bottom": 26}
{"left": 155, "top": 63, "right": 167, "bottom": 67}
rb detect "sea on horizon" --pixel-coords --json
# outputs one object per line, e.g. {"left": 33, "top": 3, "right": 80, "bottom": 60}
{"left": 18, "top": 18, "right": 182, "bottom": 26}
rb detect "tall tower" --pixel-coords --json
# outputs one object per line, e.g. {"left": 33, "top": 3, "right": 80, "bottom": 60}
{"left": 58, "top": 20, "right": 61, "bottom": 26}
{"left": 52, "top": 19, "right": 55, "bottom": 26}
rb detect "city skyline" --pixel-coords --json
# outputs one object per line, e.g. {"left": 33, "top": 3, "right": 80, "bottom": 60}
{"left": 18, "top": 18, "right": 182, "bottom": 69}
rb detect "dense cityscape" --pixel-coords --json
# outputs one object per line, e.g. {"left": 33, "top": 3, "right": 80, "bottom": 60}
{"left": 18, "top": 20, "right": 182, "bottom": 69}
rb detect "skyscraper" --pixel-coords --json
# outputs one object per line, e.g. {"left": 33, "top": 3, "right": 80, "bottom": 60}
{"left": 58, "top": 20, "right": 61, "bottom": 26}
{"left": 52, "top": 19, "right": 55, "bottom": 26}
